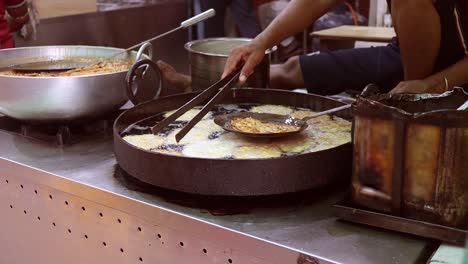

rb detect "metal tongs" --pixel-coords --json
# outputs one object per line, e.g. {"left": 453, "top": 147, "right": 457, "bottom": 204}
{"left": 151, "top": 67, "right": 242, "bottom": 142}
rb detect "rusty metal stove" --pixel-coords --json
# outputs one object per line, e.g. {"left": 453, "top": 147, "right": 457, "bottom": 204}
{"left": 335, "top": 87, "right": 468, "bottom": 245}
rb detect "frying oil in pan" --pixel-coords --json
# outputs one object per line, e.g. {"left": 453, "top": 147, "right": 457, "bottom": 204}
{"left": 122, "top": 104, "right": 352, "bottom": 159}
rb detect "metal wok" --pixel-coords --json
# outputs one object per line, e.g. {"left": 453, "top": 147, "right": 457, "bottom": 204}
{"left": 0, "top": 44, "right": 158, "bottom": 122}
{"left": 113, "top": 88, "right": 353, "bottom": 196}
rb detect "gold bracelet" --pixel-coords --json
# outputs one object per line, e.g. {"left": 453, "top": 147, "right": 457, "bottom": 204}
{"left": 444, "top": 77, "right": 449, "bottom": 91}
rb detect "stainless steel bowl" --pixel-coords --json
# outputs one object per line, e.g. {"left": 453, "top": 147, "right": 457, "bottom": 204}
{"left": 185, "top": 38, "right": 275, "bottom": 91}
{"left": 0, "top": 45, "right": 153, "bottom": 122}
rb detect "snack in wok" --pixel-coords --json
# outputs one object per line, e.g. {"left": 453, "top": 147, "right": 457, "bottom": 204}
{"left": 0, "top": 58, "right": 132, "bottom": 77}
{"left": 230, "top": 116, "right": 300, "bottom": 134}
{"left": 123, "top": 104, "right": 352, "bottom": 159}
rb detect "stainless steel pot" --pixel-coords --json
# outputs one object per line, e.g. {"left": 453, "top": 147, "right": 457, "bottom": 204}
{"left": 185, "top": 38, "right": 275, "bottom": 91}
{"left": 0, "top": 44, "right": 159, "bottom": 122}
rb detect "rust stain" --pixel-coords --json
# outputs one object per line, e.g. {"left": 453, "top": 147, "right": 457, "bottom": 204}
{"left": 352, "top": 87, "right": 468, "bottom": 229}
{"left": 297, "top": 254, "right": 320, "bottom": 264}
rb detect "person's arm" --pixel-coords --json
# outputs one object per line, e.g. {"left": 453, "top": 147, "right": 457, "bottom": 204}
{"left": 6, "top": 0, "right": 30, "bottom": 32}
{"left": 390, "top": 55, "right": 468, "bottom": 94}
{"left": 255, "top": 0, "right": 340, "bottom": 54}
{"left": 391, "top": 0, "right": 441, "bottom": 81}
{"left": 223, "top": 0, "right": 340, "bottom": 82}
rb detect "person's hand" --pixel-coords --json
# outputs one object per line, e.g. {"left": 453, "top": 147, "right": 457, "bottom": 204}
{"left": 222, "top": 40, "right": 267, "bottom": 83}
{"left": 389, "top": 80, "right": 431, "bottom": 94}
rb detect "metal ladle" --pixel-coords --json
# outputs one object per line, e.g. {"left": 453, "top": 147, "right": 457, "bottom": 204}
{"left": 215, "top": 96, "right": 467, "bottom": 138}
{"left": 214, "top": 104, "right": 352, "bottom": 138}
{"left": 0, "top": 59, "right": 92, "bottom": 72}
{"left": 1, "top": 9, "right": 216, "bottom": 72}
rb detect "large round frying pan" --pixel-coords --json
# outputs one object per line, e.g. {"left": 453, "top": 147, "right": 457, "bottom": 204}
{"left": 113, "top": 88, "right": 353, "bottom": 196}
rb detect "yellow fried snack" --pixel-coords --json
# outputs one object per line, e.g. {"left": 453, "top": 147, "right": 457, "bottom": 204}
{"left": 290, "top": 110, "right": 315, "bottom": 119}
{"left": 182, "top": 140, "right": 238, "bottom": 159}
{"left": 233, "top": 145, "right": 282, "bottom": 159}
{"left": 1, "top": 59, "right": 132, "bottom": 77}
{"left": 274, "top": 135, "right": 315, "bottom": 153}
{"left": 194, "top": 119, "right": 224, "bottom": 133}
{"left": 123, "top": 134, "right": 164, "bottom": 150}
{"left": 231, "top": 117, "right": 300, "bottom": 134}
{"left": 165, "top": 128, "right": 212, "bottom": 145}
{"left": 123, "top": 104, "right": 352, "bottom": 159}
{"left": 250, "top": 104, "right": 293, "bottom": 115}
{"left": 152, "top": 149, "right": 183, "bottom": 156}
{"left": 164, "top": 108, "right": 212, "bottom": 122}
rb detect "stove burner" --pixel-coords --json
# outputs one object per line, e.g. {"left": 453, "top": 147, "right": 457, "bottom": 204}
{"left": 113, "top": 165, "right": 346, "bottom": 216}
{"left": 20, "top": 124, "right": 71, "bottom": 145}
{"left": 0, "top": 113, "right": 118, "bottom": 146}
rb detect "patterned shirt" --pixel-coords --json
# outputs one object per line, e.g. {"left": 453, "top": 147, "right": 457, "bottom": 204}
{"left": 0, "top": 0, "right": 27, "bottom": 48}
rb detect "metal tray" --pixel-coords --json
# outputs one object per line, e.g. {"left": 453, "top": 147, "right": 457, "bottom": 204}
{"left": 333, "top": 200, "right": 468, "bottom": 246}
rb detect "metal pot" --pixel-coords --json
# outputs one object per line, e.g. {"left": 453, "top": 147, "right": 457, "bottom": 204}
{"left": 0, "top": 44, "right": 160, "bottom": 122}
{"left": 185, "top": 38, "right": 275, "bottom": 91}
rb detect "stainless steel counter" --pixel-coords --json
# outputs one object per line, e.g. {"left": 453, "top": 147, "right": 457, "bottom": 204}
{"left": 0, "top": 126, "right": 436, "bottom": 263}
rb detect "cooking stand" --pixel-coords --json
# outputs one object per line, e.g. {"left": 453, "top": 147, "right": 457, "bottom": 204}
{"left": 334, "top": 199, "right": 468, "bottom": 246}
{"left": 0, "top": 126, "right": 440, "bottom": 263}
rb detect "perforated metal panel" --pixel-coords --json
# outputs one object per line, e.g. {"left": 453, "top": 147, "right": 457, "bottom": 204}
{"left": 0, "top": 158, "right": 333, "bottom": 264}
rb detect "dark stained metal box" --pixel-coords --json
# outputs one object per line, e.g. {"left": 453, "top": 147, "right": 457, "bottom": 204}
{"left": 351, "top": 87, "right": 468, "bottom": 229}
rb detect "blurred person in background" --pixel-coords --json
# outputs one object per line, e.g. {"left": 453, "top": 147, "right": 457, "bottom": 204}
{"left": 158, "top": 0, "right": 262, "bottom": 93}
{"left": 257, "top": 0, "right": 366, "bottom": 61}
{"left": 159, "top": 0, "right": 364, "bottom": 92}
{"left": 160, "top": 0, "right": 468, "bottom": 95}
{"left": 223, "top": 0, "right": 468, "bottom": 94}
{"left": 194, "top": 0, "right": 261, "bottom": 38}
{"left": 1, "top": 0, "right": 38, "bottom": 49}
{"left": 0, "top": 0, "right": 29, "bottom": 48}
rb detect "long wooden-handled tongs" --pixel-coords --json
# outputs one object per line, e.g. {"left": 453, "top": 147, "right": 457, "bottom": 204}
{"left": 151, "top": 67, "right": 242, "bottom": 142}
